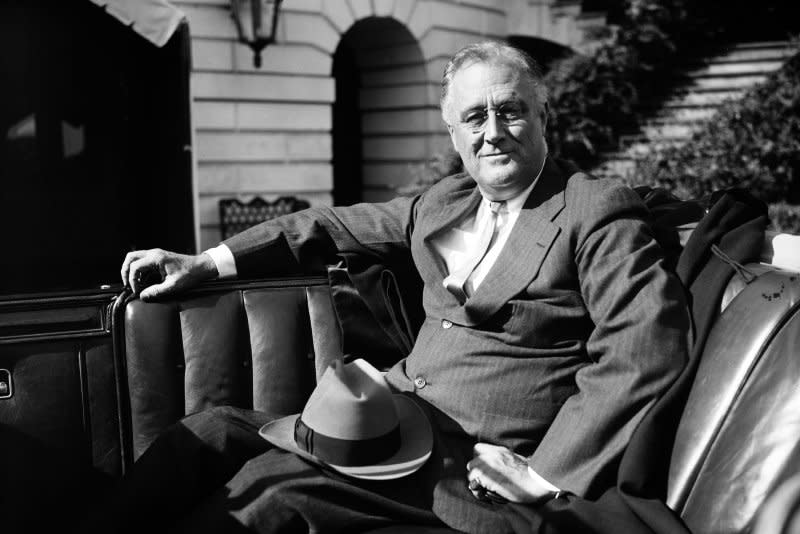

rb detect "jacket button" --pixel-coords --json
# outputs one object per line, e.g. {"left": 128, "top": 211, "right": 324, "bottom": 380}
{"left": 441, "top": 319, "right": 453, "bottom": 329}
{"left": 414, "top": 376, "right": 427, "bottom": 389}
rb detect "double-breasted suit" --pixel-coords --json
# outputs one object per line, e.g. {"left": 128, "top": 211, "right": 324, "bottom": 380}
{"left": 224, "top": 157, "right": 690, "bottom": 532}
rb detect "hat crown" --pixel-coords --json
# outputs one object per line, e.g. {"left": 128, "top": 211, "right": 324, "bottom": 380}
{"left": 301, "top": 359, "right": 398, "bottom": 440}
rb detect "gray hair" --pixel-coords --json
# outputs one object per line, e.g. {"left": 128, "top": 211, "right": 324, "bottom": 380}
{"left": 440, "top": 41, "right": 548, "bottom": 119}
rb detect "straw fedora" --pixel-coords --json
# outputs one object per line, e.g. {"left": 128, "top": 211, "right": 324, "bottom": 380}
{"left": 258, "top": 358, "right": 433, "bottom": 480}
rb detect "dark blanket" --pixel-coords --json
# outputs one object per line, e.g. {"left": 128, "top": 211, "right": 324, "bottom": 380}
{"left": 327, "top": 253, "right": 423, "bottom": 368}
{"left": 329, "top": 189, "right": 768, "bottom": 534}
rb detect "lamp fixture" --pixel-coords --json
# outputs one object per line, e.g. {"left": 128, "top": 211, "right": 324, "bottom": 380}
{"left": 230, "top": 0, "right": 282, "bottom": 68}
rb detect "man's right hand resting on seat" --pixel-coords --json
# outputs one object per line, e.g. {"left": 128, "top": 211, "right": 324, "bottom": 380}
{"left": 121, "top": 249, "right": 217, "bottom": 300}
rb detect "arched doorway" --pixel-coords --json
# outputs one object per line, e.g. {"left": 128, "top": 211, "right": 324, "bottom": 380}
{"left": 331, "top": 18, "right": 428, "bottom": 205}
{"left": 331, "top": 34, "right": 361, "bottom": 206}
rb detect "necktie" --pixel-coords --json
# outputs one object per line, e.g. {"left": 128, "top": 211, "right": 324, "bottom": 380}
{"left": 443, "top": 200, "right": 504, "bottom": 302}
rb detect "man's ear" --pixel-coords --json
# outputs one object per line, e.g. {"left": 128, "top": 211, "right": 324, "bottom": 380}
{"left": 539, "top": 102, "right": 549, "bottom": 135}
{"left": 446, "top": 123, "right": 458, "bottom": 151}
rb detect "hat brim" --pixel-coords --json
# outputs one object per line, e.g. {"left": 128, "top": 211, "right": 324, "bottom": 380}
{"left": 258, "top": 395, "right": 433, "bottom": 480}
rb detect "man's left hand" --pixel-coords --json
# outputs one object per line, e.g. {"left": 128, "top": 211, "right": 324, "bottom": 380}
{"left": 466, "top": 443, "right": 555, "bottom": 503}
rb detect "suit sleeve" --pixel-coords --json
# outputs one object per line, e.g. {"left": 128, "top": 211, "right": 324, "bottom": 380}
{"left": 221, "top": 196, "right": 420, "bottom": 279}
{"left": 528, "top": 183, "right": 690, "bottom": 499}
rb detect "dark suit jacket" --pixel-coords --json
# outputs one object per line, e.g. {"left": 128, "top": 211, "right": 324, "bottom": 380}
{"left": 224, "top": 157, "right": 690, "bottom": 533}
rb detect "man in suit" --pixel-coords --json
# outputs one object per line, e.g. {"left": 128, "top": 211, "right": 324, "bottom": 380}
{"left": 113, "top": 41, "right": 689, "bottom": 533}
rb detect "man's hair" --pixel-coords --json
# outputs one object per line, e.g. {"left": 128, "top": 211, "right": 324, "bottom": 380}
{"left": 440, "top": 41, "right": 548, "bottom": 120}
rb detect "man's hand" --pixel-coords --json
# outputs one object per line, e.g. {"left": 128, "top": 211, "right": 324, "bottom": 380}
{"left": 121, "top": 249, "right": 218, "bottom": 301}
{"left": 466, "top": 443, "right": 555, "bottom": 504}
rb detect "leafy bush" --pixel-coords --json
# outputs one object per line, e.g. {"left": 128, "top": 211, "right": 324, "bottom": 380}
{"left": 545, "top": 0, "right": 693, "bottom": 165}
{"left": 545, "top": 0, "right": 800, "bottom": 233}
{"left": 397, "top": 148, "right": 462, "bottom": 197}
{"left": 769, "top": 202, "right": 800, "bottom": 233}
{"left": 543, "top": 0, "right": 799, "bottom": 164}
{"left": 631, "top": 48, "right": 800, "bottom": 208}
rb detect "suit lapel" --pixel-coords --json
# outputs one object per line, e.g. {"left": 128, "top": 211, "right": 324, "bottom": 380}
{"left": 423, "top": 179, "right": 483, "bottom": 240}
{"left": 415, "top": 179, "right": 483, "bottom": 294}
{"left": 462, "top": 158, "right": 567, "bottom": 325}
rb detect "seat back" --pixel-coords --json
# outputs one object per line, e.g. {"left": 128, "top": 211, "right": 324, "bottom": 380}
{"left": 115, "top": 276, "right": 342, "bottom": 465}
{"left": 668, "top": 267, "right": 800, "bottom": 533}
{"left": 116, "top": 266, "right": 800, "bottom": 533}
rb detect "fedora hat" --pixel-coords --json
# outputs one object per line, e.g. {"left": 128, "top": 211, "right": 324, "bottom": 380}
{"left": 258, "top": 358, "right": 433, "bottom": 480}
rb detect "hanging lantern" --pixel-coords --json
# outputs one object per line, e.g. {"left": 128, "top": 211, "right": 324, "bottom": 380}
{"left": 230, "top": 0, "right": 282, "bottom": 68}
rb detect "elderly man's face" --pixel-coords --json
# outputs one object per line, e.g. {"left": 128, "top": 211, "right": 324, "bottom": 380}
{"left": 444, "top": 61, "right": 547, "bottom": 201}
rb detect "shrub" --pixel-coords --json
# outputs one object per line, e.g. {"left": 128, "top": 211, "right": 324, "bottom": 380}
{"left": 397, "top": 148, "right": 463, "bottom": 197}
{"left": 631, "top": 47, "right": 800, "bottom": 207}
{"left": 545, "top": 0, "right": 693, "bottom": 165}
{"left": 543, "top": 0, "right": 798, "bottom": 165}
{"left": 769, "top": 202, "right": 800, "bottom": 233}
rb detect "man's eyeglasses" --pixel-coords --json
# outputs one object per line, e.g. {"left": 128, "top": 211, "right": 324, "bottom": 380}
{"left": 461, "top": 104, "right": 526, "bottom": 133}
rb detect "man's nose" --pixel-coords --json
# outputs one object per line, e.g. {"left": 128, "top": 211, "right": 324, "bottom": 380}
{"left": 484, "top": 112, "right": 504, "bottom": 144}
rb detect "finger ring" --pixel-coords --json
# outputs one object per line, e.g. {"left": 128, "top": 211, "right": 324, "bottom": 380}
{"left": 468, "top": 477, "right": 482, "bottom": 491}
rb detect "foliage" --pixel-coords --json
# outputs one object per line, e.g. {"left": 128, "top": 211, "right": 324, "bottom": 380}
{"left": 769, "top": 202, "right": 800, "bottom": 234}
{"left": 631, "top": 48, "right": 800, "bottom": 212}
{"left": 545, "top": 0, "right": 693, "bottom": 165}
{"left": 543, "top": 0, "right": 796, "bottom": 163}
{"left": 545, "top": 0, "right": 800, "bottom": 233}
{"left": 397, "top": 148, "right": 463, "bottom": 197}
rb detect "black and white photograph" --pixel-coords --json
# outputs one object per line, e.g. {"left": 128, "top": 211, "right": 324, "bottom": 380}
{"left": 2, "top": 1, "right": 800, "bottom": 532}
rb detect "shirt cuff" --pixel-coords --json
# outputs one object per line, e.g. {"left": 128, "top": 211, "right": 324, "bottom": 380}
{"left": 528, "top": 466, "right": 560, "bottom": 493}
{"left": 204, "top": 244, "right": 237, "bottom": 279}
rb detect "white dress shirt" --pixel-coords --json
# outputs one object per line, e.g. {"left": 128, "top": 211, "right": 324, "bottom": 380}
{"left": 432, "top": 178, "right": 537, "bottom": 298}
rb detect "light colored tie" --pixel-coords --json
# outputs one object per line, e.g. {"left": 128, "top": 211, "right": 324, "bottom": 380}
{"left": 443, "top": 200, "right": 504, "bottom": 301}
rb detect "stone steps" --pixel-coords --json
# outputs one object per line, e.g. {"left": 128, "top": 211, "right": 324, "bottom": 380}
{"left": 594, "top": 40, "right": 795, "bottom": 180}
{"left": 684, "top": 73, "right": 770, "bottom": 91}
{"left": 662, "top": 89, "right": 744, "bottom": 107}
{"left": 638, "top": 122, "right": 698, "bottom": 141}
{"left": 706, "top": 41, "right": 796, "bottom": 62}
{"left": 652, "top": 106, "right": 717, "bottom": 123}
{"left": 684, "top": 60, "right": 784, "bottom": 77}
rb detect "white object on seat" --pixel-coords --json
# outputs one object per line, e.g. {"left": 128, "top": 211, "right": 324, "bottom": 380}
{"left": 765, "top": 232, "right": 800, "bottom": 272}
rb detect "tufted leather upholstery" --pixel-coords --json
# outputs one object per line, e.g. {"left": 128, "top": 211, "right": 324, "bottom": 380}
{"left": 120, "top": 277, "right": 342, "bottom": 462}
{"left": 117, "top": 266, "right": 800, "bottom": 533}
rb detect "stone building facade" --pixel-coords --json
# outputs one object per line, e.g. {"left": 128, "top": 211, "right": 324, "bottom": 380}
{"left": 174, "top": 0, "right": 602, "bottom": 249}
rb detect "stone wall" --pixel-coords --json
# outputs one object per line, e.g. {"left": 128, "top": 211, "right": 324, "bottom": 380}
{"left": 173, "top": 0, "right": 599, "bottom": 249}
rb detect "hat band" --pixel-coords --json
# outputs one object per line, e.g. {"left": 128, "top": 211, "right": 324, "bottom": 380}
{"left": 294, "top": 418, "right": 401, "bottom": 466}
